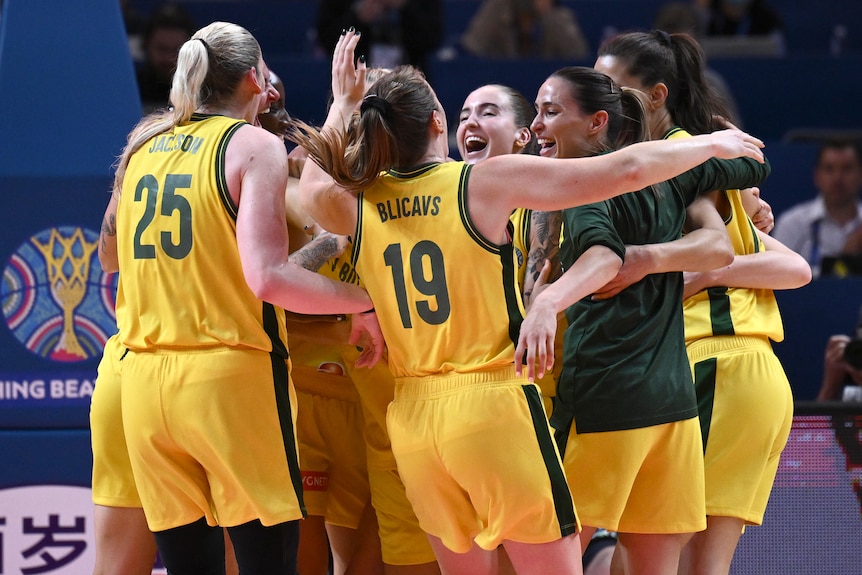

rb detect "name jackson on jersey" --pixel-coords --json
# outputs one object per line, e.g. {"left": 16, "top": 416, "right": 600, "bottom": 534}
{"left": 147, "top": 134, "right": 204, "bottom": 155}
{"left": 376, "top": 195, "right": 441, "bottom": 223}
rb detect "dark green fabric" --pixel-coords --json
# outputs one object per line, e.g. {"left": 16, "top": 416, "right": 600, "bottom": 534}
{"left": 554, "top": 152, "right": 769, "bottom": 433}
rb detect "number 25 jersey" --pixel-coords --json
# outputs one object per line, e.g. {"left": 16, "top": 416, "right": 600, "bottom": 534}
{"left": 116, "top": 114, "right": 289, "bottom": 354}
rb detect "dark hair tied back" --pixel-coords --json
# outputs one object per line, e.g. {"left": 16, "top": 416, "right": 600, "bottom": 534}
{"left": 655, "top": 29, "right": 672, "bottom": 47}
{"left": 360, "top": 95, "right": 392, "bottom": 118}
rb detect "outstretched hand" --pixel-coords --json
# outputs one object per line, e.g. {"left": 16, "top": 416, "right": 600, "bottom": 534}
{"left": 330, "top": 29, "right": 367, "bottom": 118}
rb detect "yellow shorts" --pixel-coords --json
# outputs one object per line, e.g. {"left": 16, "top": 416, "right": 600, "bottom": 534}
{"left": 688, "top": 335, "right": 794, "bottom": 525}
{"left": 558, "top": 417, "right": 706, "bottom": 534}
{"left": 344, "top": 349, "right": 436, "bottom": 565}
{"left": 368, "top": 467, "right": 436, "bottom": 565}
{"left": 90, "top": 334, "right": 141, "bottom": 508}
{"left": 387, "top": 367, "right": 578, "bottom": 553}
{"left": 343, "top": 345, "right": 397, "bottom": 470}
{"left": 294, "top": 365, "right": 369, "bottom": 529}
{"left": 121, "top": 347, "right": 304, "bottom": 532}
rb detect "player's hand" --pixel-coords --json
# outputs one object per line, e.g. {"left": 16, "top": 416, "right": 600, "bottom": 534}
{"left": 515, "top": 298, "right": 557, "bottom": 382}
{"left": 349, "top": 310, "right": 384, "bottom": 368}
{"left": 706, "top": 128, "right": 765, "bottom": 163}
{"left": 331, "top": 29, "right": 366, "bottom": 117}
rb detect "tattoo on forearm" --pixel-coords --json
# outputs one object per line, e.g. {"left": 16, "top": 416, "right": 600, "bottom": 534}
{"left": 525, "top": 211, "right": 562, "bottom": 283}
{"left": 101, "top": 213, "right": 116, "bottom": 237}
{"left": 99, "top": 213, "right": 116, "bottom": 254}
{"left": 290, "top": 235, "right": 341, "bottom": 271}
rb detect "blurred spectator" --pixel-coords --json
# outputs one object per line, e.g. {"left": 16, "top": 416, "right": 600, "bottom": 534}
{"left": 653, "top": 1, "right": 742, "bottom": 126}
{"left": 773, "top": 140, "right": 862, "bottom": 277}
{"left": 120, "top": 0, "right": 145, "bottom": 61}
{"left": 695, "top": 0, "right": 784, "bottom": 56}
{"left": 316, "top": 0, "right": 443, "bottom": 73}
{"left": 698, "top": 0, "right": 783, "bottom": 37}
{"left": 460, "top": 0, "right": 589, "bottom": 59}
{"left": 817, "top": 305, "right": 862, "bottom": 401}
{"left": 136, "top": 2, "right": 196, "bottom": 114}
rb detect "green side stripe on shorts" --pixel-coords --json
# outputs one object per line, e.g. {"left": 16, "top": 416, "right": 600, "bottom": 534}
{"left": 693, "top": 357, "right": 718, "bottom": 454}
{"left": 264, "top": 303, "right": 306, "bottom": 517}
{"left": 522, "top": 384, "right": 578, "bottom": 537}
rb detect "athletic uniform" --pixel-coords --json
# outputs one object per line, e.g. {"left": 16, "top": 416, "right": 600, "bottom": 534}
{"left": 293, "top": 237, "right": 436, "bottom": 565}
{"left": 552, "top": 151, "right": 770, "bottom": 533}
{"left": 291, "top": 335, "right": 369, "bottom": 530}
{"left": 510, "top": 207, "right": 560, "bottom": 414}
{"left": 351, "top": 162, "right": 577, "bottom": 553}
{"left": 115, "top": 114, "right": 303, "bottom": 532}
{"left": 343, "top": 346, "right": 438, "bottom": 566}
{"left": 291, "top": 250, "right": 370, "bottom": 531}
{"left": 671, "top": 127, "right": 794, "bottom": 526}
{"left": 90, "top": 332, "right": 140, "bottom": 508}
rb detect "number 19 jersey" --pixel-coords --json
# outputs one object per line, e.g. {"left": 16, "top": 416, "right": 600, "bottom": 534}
{"left": 351, "top": 162, "right": 524, "bottom": 378}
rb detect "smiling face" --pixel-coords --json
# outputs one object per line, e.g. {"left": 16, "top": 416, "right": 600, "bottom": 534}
{"left": 456, "top": 85, "right": 530, "bottom": 164}
{"left": 258, "top": 72, "right": 289, "bottom": 138}
{"left": 531, "top": 76, "right": 596, "bottom": 159}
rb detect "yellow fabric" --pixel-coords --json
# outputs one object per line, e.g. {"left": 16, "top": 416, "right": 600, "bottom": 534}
{"left": 353, "top": 162, "right": 524, "bottom": 378}
{"left": 664, "top": 128, "right": 784, "bottom": 343}
{"left": 90, "top": 334, "right": 141, "bottom": 508}
{"left": 121, "top": 347, "right": 303, "bottom": 531}
{"left": 510, "top": 207, "right": 530, "bottom": 289}
{"left": 387, "top": 368, "right": 577, "bottom": 552}
{"left": 295, "top": 375, "right": 369, "bottom": 528}
{"left": 116, "top": 115, "right": 288, "bottom": 353}
{"left": 560, "top": 417, "right": 706, "bottom": 534}
{"left": 687, "top": 335, "right": 793, "bottom": 524}
{"left": 367, "top": 467, "right": 437, "bottom": 565}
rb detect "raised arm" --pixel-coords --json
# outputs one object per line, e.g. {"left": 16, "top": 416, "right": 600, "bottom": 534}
{"left": 466, "top": 130, "right": 765, "bottom": 243}
{"left": 472, "top": 130, "right": 765, "bottom": 214}
{"left": 296, "top": 31, "right": 366, "bottom": 235}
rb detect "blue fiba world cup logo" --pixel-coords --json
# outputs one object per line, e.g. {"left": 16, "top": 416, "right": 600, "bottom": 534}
{"left": 1, "top": 226, "right": 118, "bottom": 361}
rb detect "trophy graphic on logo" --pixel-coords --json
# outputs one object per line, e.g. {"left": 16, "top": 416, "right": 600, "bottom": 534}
{"left": 31, "top": 228, "right": 98, "bottom": 360}
{"left": 3, "top": 226, "right": 116, "bottom": 362}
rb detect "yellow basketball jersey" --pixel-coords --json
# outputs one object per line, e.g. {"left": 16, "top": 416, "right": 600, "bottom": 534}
{"left": 116, "top": 114, "right": 288, "bottom": 355}
{"left": 352, "top": 162, "right": 524, "bottom": 378}
{"left": 288, "top": 239, "right": 358, "bottom": 378}
{"left": 668, "top": 128, "right": 784, "bottom": 343}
